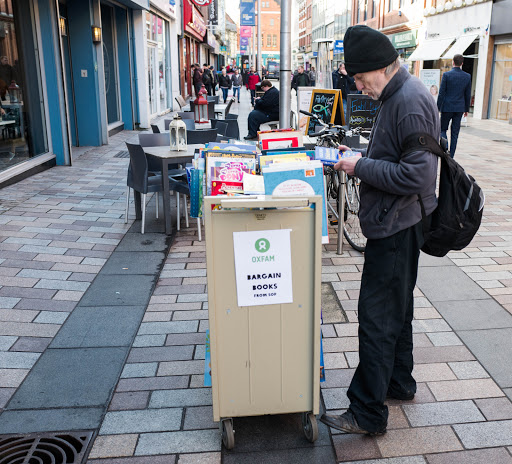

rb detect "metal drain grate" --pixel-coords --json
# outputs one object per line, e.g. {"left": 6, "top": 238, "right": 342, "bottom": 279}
{"left": 114, "top": 150, "right": 129, "bottom": 158}
{"left": 0, "top": 431, "right": 94, "bottom": 464}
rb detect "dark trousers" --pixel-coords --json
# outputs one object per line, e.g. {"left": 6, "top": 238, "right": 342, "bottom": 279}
{"left": 221, "top": 88, "right": 229, "bottom": 103}
{"left": 194, "top": 83, "right": 202, "bottom": 97}
{"left": 440, "top": 111, "right": 463, "bottom": 158}
{"left": 250, "top": 89, "right": 256, "bottom": 105}
{"left": 347, "top": 220, "right": 424, "bottom": 433}
{"left": 205, "top": 83, "right": 213, "bottom": 96}
{"left": 248, "top": 109, "right": 272, "bottom": 137}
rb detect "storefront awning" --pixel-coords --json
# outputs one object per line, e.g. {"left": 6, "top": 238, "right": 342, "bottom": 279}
{"left": 408, "top": 37, "right": 455, "bottom": 61}
{"left": 441, "top": 34, "right": 478, "bottom": 59}
{"left": 115, "top": 0, "right": 149, "bottom": 9}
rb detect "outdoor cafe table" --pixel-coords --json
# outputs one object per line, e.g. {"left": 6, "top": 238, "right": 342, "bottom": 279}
{"left": 141, "top": 144, "right": 201, "bottom": 235}
{"left": 181, "top": 103, "right": 228, "bottom": 118}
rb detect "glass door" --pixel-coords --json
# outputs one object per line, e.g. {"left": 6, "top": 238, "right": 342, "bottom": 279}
{"left": 101, "top": 4, "right": 120, "bottom": 125}
{"left": 148, "top": 43, "right": 158, "bottom": 115}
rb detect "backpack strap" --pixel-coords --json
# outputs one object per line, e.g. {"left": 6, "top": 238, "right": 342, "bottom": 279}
{"left": 400, "top": 132, "right": 447, "bottom": 240}
{"left": 401, "top": 132, "right": 448, "bottom": 159}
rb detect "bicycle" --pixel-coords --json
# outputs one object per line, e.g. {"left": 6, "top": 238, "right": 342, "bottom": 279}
{"left": 300, "top": 110, "right": 367, "bottom": 252}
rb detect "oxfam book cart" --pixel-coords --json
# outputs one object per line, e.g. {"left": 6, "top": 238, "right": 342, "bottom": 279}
{"left": 204, "top": 196, "right": 323, "bottom": 450}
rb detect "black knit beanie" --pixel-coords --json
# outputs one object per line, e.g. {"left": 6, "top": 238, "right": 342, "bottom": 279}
{"left": 343, "top": 25, "right": 398, "bottom": 76}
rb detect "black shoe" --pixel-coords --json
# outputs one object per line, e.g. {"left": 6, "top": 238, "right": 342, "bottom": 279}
{"left": 320, "top": 410, "right": 386, "bottom": 436}
{"left": 387, "top": 388, "right": 415, "bottom": 401}
{"left": 244, "top": 135, "right": 257, "bottom": 140}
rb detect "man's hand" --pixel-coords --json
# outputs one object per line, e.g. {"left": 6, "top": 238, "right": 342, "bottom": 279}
{"left": 333, "top": 152, "right": 362, "bottom": 176}
{"left": 463, "top": 112, "right": 468, "bottom": 117}
{"left": 0, "top": 109, "right": 5, "bottom": 116}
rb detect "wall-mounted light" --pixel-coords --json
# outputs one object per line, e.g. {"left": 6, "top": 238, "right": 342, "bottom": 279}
{"left": 59, "top": 17, "right": 67, "bottom": 36}
{"left": 444, "top": 1, "right": 453, "bottom": 10}
{"left": 91, "top": 25, "right": 102, "bottom": 43}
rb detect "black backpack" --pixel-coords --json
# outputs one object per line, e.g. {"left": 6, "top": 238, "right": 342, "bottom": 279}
{"left": 401, "top": 133, "right": 485, "bottom": 257}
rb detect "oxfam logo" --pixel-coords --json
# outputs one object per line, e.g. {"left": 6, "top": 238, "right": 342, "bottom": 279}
{"left": 255, "top": 238, "right": 270, "bottom": 253}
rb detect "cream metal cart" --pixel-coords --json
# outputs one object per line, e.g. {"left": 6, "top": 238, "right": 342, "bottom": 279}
{"left": 204, "top": 196, "right": 322, "bottom": 449}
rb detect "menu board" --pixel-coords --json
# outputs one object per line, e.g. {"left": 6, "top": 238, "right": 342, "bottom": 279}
{"left": 346, "top": 94, "right": 381, "bottom": 130}
{"left": 306, "top": 89, "right": 343, "bottom": 135}
{"left": 297, "top": 86, "right": 314, "bottom": 134}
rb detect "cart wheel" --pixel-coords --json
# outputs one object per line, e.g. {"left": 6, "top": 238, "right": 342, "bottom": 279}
{"left": 302, "top": 412, "right": 318, "bottom": 443}
{"left": 221, "top": 418, "right": 235, "bottom": 449}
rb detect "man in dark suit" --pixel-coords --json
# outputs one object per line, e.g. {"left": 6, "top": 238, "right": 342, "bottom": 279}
{"left": 437, "top": 54, "right": 472, "bottom": 158}
{"left": 244, "top": 80, "right": 279, "bottom": 140}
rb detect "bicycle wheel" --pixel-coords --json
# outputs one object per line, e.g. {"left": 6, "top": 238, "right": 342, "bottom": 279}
{"left": 343, "top": 176, "right": 366, "bottom": 252}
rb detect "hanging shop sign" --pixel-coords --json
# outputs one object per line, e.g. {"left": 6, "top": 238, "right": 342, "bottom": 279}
{"left": 390, "top": 30, "right": 417, "bottom": 49}
{"left": 208, "top": 0, "right": 218, "bottom": 25}
{"left": 191, "top": 0, "right": 212, "bottom": 6}
{"left": 233, "top": 229, "right": 293, "bottom": 307}
{"left": 220, "top": 45, "right": 227, "bottom": 52}
{"left": 240, "top": 0, "right": 255, "bottom": 26}
{"left": 333, "top": 40, "right": 343, "bottom": 54}
{"left": 240, "top": 37, "right": 249, "bottom": 48}
{"left": 240, "top": 26, "right": 252, "bottom": 37}
{"left": 189, "top": 7, "right": 207, "bottom": 38}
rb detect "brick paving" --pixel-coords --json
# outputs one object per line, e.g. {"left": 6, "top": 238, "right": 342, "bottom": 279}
{"left": 1, "top": 86, "right": 512, "bottom": 463}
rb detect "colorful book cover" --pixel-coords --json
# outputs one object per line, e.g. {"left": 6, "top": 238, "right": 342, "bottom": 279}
{"left": 211, "top": 181, "right": 243, "bottom": 195}
{"left": 259, "top": 153, "right": 311, "bottom": 169}
{"left": 206, "top": 142, "right": 258, "bottom": 153}
{"left": 262, "top": 160, "right": 329, "bottom": 244}
{"left": 314, "top": 147, "right": 362, "bottom": 166}
{"left": 206, "top": 157, "right": 256, "bottom": 195}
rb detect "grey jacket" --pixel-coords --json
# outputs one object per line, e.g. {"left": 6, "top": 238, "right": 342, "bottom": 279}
{"left": 354, "top": 67, "right": 439, "bottom": 240}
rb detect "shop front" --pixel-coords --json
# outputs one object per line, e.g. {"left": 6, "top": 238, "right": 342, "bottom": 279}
{"left": 488, "top": 0, "right": 512, "bottom": 123}
{"left": 389, "top": 30, "right": 418, "bottom": 75}
{"left": 180, "top": 0, "right": 207, "bottom": 98}
{"left": 409, "top": 0, "right": 492, "bottom": 118}
{"left": 0, "top": 0, "right": 53, "bottom": 181}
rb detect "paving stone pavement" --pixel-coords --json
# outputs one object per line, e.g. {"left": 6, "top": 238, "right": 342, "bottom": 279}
{"left": 1, "top": 86, "right": 512, "bottom": 463}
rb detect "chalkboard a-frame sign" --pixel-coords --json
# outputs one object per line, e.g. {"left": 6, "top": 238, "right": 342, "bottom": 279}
{"left": 306, "top": 89, "right": 345, "bottom": 135}
{"left": 346, "top": 94, "right": 381, "bottom": 131}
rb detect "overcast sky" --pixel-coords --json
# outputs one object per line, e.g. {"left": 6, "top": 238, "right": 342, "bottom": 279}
{"left": 225, "top": 0, "right": 240, "bottom": 24}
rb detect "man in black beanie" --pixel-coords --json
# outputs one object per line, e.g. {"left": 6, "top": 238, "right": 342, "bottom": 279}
{"left": 320, "top": 25, "right": 440, "bottom": 436}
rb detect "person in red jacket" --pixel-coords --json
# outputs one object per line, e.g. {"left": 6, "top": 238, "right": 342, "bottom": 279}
{"left": 246, "top": 66, "right": 261, "bottom": 106}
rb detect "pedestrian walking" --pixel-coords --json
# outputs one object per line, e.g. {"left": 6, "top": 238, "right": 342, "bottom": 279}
{"left": 202, "top": 64, "right": 213, "bottom": 96}
{"left": 332, "top": 64, "right": 343, "bottom": 89}
{"left": 335, "top": 62, "right": 356, "bottom": 120}
{"left": 218, "top": 68, "right": 232, "bottom": 103}
{"left": 309, "top": 66, "right": 317, "bottom": 87}
{"left": 210, "top": 66, "right": 219, "bottom": 95}
{"left": 231, "top": 68, "right": 243, "bottom": 103}
{"left": 320, "top": 25, "right": 439, "bottom": 436}
{"left": 246, "top": 66, "right": 261, "bottom": 106}
{"left": 291, "top": 65, "right": 311, "bottom": 92}
{"left": 192, "top": 64, "right": 203, "bottom": 97}
{"left": 437, "top": 54, "right": 471, "bottom": 158}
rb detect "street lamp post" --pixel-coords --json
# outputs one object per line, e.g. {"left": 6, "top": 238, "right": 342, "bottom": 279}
{"left": 279, "top": 0, "right": 291, "bottom": 128}
{"left": 257, "top": 0, "right": 262, "bottom": 77}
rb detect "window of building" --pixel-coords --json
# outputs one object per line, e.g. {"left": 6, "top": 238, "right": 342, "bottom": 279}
{"left": 372, "top": 0, "right": 376, "bottom": 17}
{"left": 489, "top": 43, "right": 512, "bottom": 120}
{"left": 270, "top": 18, "right": 274, "bottom": 26}
{"left": 267, "top": 34, "right": 272, "bottom": 47}
{"left": 0, "top": 0, "right": 48, "bottom": 173}
{"left": 273, "top": 34, "right": 277, "bottom": 47}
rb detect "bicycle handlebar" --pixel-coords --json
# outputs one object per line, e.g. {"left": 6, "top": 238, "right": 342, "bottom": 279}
{"left": 299, "top": 109, "right": 317, "bottom": 118}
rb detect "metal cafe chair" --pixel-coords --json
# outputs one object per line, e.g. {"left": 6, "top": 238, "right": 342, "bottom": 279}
{"left": 186, "top": 128, "right": 218, "bottom": 144}
{"left": 151, "top": 124, "right": 161, "bottom": 133}
{"left": 124, "top": 142, "right": 163, "bottom": 234}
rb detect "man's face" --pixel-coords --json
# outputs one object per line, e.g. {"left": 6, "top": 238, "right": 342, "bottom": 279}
{"left": 250, "top": 67, "right": 255, "bottom": 73}
{"left": 222, "top": 69, "right": 226, "bottom": 75}
{"left": 0, "top": 57, "right": 7, "bottom": 65}
{"left": 261, "top": 85, "right": 271, "bottom": 92}
{"left": 298, "top": 67, "right": 304, "bottom": 74}
{"left": 353, "top": 68, "right": 388, "bottom": 100}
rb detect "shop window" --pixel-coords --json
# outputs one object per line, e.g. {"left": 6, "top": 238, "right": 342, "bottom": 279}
{"left": 489, "top": 43, "right": 512, "bottom": 120}
{"left": 0, "top": 0, "right": 48, "bottom": 173}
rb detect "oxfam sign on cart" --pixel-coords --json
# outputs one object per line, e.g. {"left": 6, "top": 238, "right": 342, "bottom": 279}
{"left": 233, "top": 229, "right": 293, "bottom": 307}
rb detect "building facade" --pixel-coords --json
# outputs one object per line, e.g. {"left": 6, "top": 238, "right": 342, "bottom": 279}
{"left": 0, "top": 0, "right": 148, "bottom": 186}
